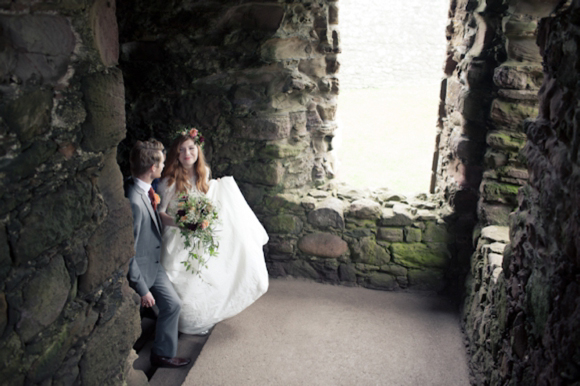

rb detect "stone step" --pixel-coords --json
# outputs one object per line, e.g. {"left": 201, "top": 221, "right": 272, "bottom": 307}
{"left": 133, "top": 313, "right": 212, "bottom": 384}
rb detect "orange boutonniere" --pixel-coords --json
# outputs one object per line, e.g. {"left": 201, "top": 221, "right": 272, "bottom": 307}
{"left": 154, "top": 193, "right": 161, "bottom": 206}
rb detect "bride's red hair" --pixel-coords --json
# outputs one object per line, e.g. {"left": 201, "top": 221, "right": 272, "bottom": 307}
{"left": 162, "top": 134, "right": 210, "bottom": 194}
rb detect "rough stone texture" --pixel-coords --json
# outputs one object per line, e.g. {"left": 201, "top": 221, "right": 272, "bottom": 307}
{"left": 348, "top": 198, "right": 382, "bottom": 219}
{"left": 298, "top": 232, "right": 347, "bottom": 258}
{"left": 462, "top": 2, "right": 580, "bottom": 385}
{"left": 0, "top": 1, "right": 139, "bottom": 384}
{"left": 307, "top": 197, "right": 345, "bottom": 229}
{"left": 17, "top": 256, "right": 70, "bottom": 343}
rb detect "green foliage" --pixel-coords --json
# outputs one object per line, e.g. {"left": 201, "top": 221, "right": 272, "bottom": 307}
{"left": 174, "top": 192, "right": 221, "bottom": 276}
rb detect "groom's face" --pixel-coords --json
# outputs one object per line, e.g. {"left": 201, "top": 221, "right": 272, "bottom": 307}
{"left": 152, "top": 150, "right": 165, "bottom": 179}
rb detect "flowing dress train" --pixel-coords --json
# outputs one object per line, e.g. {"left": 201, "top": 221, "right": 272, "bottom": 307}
{"left": 157, "top": 176, "right": 269, "bottom": 334}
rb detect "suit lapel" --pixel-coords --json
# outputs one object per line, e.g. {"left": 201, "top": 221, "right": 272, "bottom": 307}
{"left": 140, "top": 189, "right": 163, "bottom": 236}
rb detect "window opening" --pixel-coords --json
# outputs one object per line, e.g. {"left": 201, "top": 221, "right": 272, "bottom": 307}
{"left": 335, "top": 0, "right": 449, "bottom": 194}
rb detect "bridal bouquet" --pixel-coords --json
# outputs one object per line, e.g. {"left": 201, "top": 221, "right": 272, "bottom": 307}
{"left": 175, "top": 192, "right": 220, "bottom": 275}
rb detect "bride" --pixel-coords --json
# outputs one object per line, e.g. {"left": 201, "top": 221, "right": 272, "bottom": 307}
{"left": 157, "top": 128, "right": 269, "bottom": 334}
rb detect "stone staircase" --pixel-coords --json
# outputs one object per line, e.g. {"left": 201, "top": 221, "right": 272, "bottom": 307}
{"left": 132, "top": 308, "right": 211, "bottom": 385}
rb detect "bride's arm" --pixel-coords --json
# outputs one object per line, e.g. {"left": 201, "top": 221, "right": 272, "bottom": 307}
{"left": 159, "top": 212, "right": 176, "bottom": 227}
{"left": 157, "top": 178, "right": 178, "bottom": 227}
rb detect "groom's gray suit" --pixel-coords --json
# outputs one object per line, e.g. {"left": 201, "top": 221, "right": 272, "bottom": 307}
{"left": 127, "top": 179, "right": 182, "bottom": 358}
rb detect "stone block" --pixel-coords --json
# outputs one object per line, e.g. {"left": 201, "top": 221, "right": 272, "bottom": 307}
{"left": 391, "top": 243, "right": 449, "bottom": 269}
{"left": 90, "top": 0, "right": 119, "bottom": 67}
{"left": 0, "top": 293, "right": 6, "bottom": 337}
{"left": 298, "top": 57, "right": 327, "bottom": 78}
{"left": 263, "top": 214, "right": 303, "bottom": 234}
{"left": 350, "top": 237, "right": 391, "bottom": 265}
{"left": 316, "top": 102, "right": 337, "bottom": 122}
{"left": 423, "top": 222, "right": 450, "bottom": 243}
{"left": 81, "top": 68, "right": 126, "bottom": 152}
{"left": 486, "top": 131, "right": 526, "bottom": 151}
{"left": 478, "top": 203, "right": 513, "bottom": 226}
{"left": 18, "top": 256, "right": 70, "bottom": 342}
{"left": 285, "top": 260, "right": 319, "bottom": 279}
{"left": 81, "top": 209, "right": 133, "bottom": 293}
{"left": 222, "top": 4, "right": 284, "bottom": 32}
{"left": 0, "top": 333, "right": 25, "bottom": 386}
{"left": 232, "top": 115, "right": 292, "bottom": 141}
{"left": 481, "top": 181, "right": 520, "bottom": 204}
{"left": 311, "top": 259, "right": 340, "bottom": 282}
{"left": 379, "top": 263, "right": 408, "bottom": 277}
{"left": 339, "top": 264, "right": 357, "bottom": 282}
{"left": 379, "top": 206, "right": 414, "bottom": 226}
{"left": 308, "top": 197, "right": 345, "bottom": 229}
{"left": 0, "top": 223, "right": 11, "bottom": 282}
{"left": 261, "top": 37, "right": 314, "bottom": 61}
{"left": 368, "top": 272, "right": 398, "bottom": 290}
{"left": 232, "top": 160, "right": 284, "bottom": 186}
{"left": 80, "top": 291, "right": 140, "bottom": 386}
{"left": 329, "top": 4, "right": 339, "bottom": 24}
{"left": 348, "top": 199, "right": 382, "bottom": 219}
{"left": 298, "top": 232, "right": 347, "bottom": 258}
{"left": 0, "top": 14, "right": 75, "bottom": 85}
{"left": 2, "top": 89, "right": 52, "bottom": 143}
{"left": 16, "top": 179, "right": 92, "bottom": 264}
{"left": 404, "top": 227, "right": 422, "bottom": 243}
{"left": 490, "top": 99, "right": 539, "bottom": 131}
{"left": 260, "top": 140, "right": 309, "bottom": 159}
{"left": 4, "top": 140, "right": 58, "bottom": 183}
{"left": 326, "top": 55, "right": 340, "bottom": 74}
{"left": 267, "top": 238, "right": 295, "bottom": 255}
{"left": 480, "top": 226, "right": 510, "bottom": 243}
{"left": 262, "top": 193, "right": 304, "bottom": 214}
{"left": 377, "top": 227, "right": 404, "bottom": 242}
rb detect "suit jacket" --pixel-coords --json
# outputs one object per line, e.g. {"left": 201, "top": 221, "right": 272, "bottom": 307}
{"left": 126, "top": 180, "right": 164, "bottom": 296}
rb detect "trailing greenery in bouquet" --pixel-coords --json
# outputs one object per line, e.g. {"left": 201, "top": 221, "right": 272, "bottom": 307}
{"left": 174, "top": 192, "right": 220, "bottom": 275}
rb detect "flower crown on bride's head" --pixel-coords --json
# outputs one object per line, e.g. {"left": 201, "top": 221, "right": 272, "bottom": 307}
{"left": 176, "top": 128, "right": 205, "bottom": 148}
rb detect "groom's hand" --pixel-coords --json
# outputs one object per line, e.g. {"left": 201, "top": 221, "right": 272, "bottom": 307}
{"left": 141, "top": 292, "right": 155, "bottom": 308}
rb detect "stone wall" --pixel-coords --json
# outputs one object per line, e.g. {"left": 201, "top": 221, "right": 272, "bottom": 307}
{"left": 0, "top": 1, "right": 145, "bottom": 385}
{"left": 117, "top": 0, "right": 340, "bottom": 187}
{"left": 436, "top": 0, "right": 552, "bottom": 336}
{"left": 263, "top": 184, "right": 452, "bottom": 292}
{"left": 461, "top": 1, "right": 580, "bottom": 384}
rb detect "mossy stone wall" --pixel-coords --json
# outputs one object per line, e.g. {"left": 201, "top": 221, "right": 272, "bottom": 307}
{"left": 0, "top": 1, "right": 145, "bottom": 385}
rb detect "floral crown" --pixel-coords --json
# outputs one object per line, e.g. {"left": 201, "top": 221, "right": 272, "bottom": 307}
{"left": 177, "top": 128, "right": 205, "bottom": 147}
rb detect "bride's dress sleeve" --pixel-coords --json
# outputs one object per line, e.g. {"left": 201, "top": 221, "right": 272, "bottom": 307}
{"left": 157, "top": 178, "right": 176, "bottom": 214}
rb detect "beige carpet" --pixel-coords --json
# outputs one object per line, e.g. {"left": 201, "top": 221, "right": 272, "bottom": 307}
{"left": 184, "top": 278, "right": 470, "bottom": 386}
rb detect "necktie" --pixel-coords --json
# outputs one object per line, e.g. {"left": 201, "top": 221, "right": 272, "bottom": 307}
{"left": 148, "top": 187, "right": 157, "bottom": 211}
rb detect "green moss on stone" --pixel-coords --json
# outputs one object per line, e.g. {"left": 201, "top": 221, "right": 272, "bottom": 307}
{"left": 487, "top": 131, "right": 526, "bottom": 151}
{"left": 260, "top": 140, "right": 309, "bottom": 159}
{"left": 350, "top": 237, "right": 390, "bottom": 266}
{"left": 263, "top": 214, "right": 303, "bottom": 234}
{"left": 262, "top": 193, "right": 304, "bottom": 214}
{"left": 482, "top": 181, "right": 520, "bottom": 203}
{"left": 404, "top": 227, "right": 422, "bottom": 243}
{"left": 423, "top": 222, "right": 450, "bottom": 243}
{"left": 391, "top": 243, "right": 449, "bottom": 269}
{"left": 368, "top": 272, "right": 398, "bottom": 290}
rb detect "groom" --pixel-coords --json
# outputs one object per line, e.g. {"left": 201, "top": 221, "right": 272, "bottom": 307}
{"left": 127, "top": 139, "right": 190, "bottom": 368}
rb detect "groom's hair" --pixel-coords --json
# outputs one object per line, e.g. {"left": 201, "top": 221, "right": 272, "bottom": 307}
{"left": 130, "top": 139, "right": 165, "bottom": 176}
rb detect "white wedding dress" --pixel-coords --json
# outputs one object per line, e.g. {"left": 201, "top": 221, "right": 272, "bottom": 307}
{"left": 157, "top": 176, "right": 269, "bottom": 334}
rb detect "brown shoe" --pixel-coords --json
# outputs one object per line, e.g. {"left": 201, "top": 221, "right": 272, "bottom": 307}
{"left": 150, "top": 353, "right": 191, "bottom": 368}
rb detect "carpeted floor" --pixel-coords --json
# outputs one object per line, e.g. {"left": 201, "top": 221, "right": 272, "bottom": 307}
{"left": 183, "top": 278, "right": 470, "bottom": 386}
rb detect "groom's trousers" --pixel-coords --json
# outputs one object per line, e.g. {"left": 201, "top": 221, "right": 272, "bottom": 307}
{"left": 149, "top": 268, "right": 182, "bottom": 358}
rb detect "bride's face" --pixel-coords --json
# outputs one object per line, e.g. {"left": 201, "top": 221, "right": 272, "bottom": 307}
{"left": 178, "top": 139, "right": 198, "bottom": 170}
